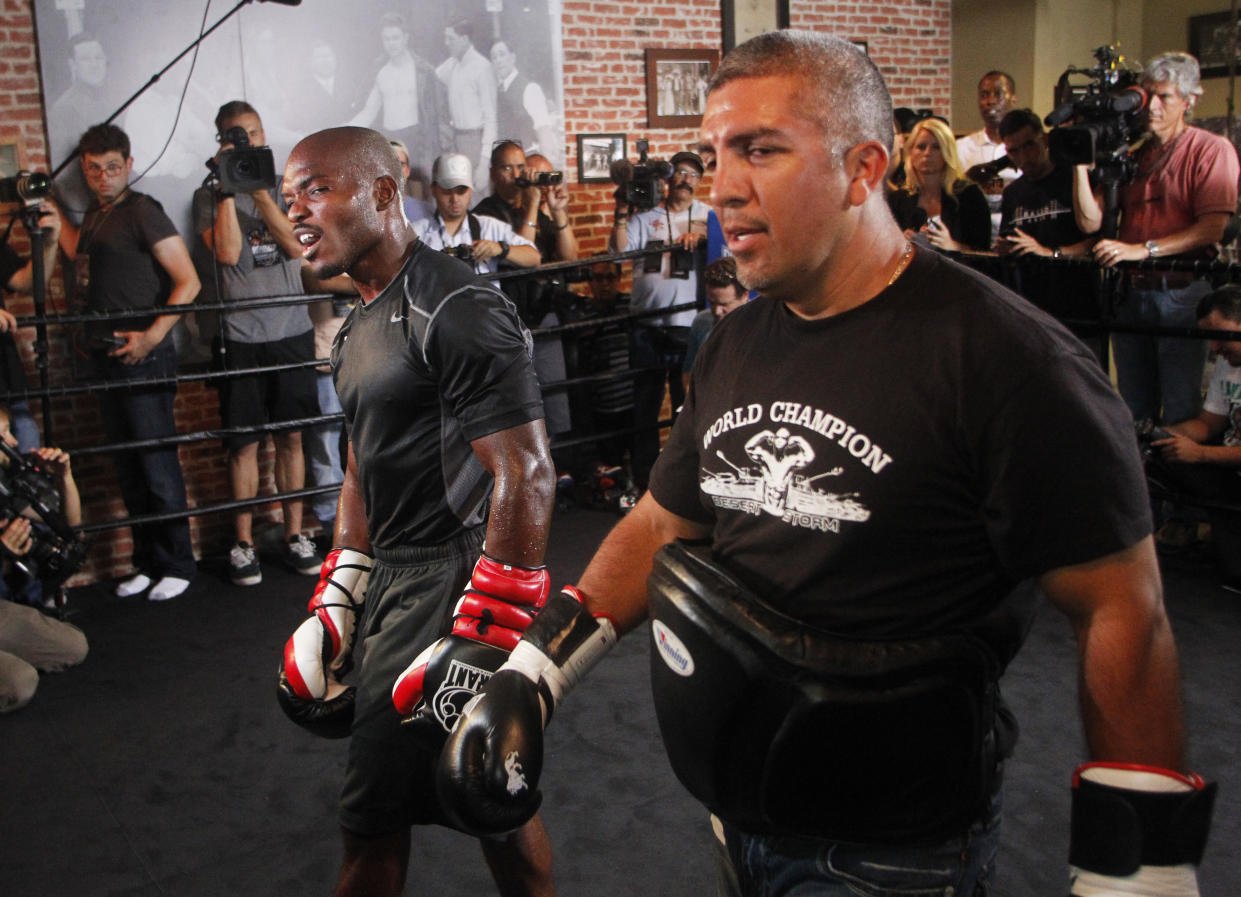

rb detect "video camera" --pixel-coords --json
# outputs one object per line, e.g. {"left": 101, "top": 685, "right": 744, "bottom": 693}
{"left": 0, "top": 171, "right": 52, "bottom": 208}
{"left": 610, "top": 139, "right": 673, "bottom": 210}
{"left": 1045, "top": 45, "right": 1146, "bottom": 177}
{"left": 0, "top": 442, "right": 87, "bottom": 588}
{"left": 441, "top": 244, "right": 475, "bottom": 262}
{"left": 516, "top": 170, "right": 563, "bottom": 188}
{"left": 213, "top": 125, "right": 277, "bottom": 194}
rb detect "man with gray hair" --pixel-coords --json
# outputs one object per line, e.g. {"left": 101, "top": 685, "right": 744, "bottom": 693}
{"left": 1075, "top": 51, "right": 1239, "bottom": 425}
{"left": 440, "top": 31, "right": 1213, "bottom": 897}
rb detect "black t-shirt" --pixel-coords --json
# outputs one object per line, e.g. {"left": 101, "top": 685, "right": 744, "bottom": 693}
{"left": 651, "top": 248, "right": 1150, "bottom": 642}
{"left": 887, "top": 183, "right": 992, "bottom": 251}
{"left": 472, "top": 193, "right": 557, "bottom": 260}
{"left": 999, "top": 164, "right": 1084, "bottom": 247}
{"left": 999, "top": 165, "right": 1096, "bottom": 318}
{"left": 78, "top": 191, "right": 178, "bottom": 338}
{"left": 332, "top": 242, "right": 545, "bottom": 549}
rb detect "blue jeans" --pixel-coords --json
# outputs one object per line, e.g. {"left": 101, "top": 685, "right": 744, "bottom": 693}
{"left": 8, "top": 401, "right": 40, "bottom": 454}
{"left": 305, "top": 371, "right": 344, "bottom": 526}
{"left": 717, "top": 790, "right": 1001, "bottom": 897}
{"left": 93, "top": 341, "right": 196, "bottom": 580}
{"left": 1112, "top": 277, "right": 1210, "bottom": 424}
{"left": 630, "top": 324, "right": 689, "bottom": 489}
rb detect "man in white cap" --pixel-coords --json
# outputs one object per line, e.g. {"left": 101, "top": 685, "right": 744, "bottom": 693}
{"left": 413, "top": 152, "right": 539, "bottom": 281}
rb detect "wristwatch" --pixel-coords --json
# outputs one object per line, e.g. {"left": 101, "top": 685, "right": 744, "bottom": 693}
{"left": 497, "top": 241, "right": 510, "bottom": 260}
{"left": 1145, "top": 239, "right": 1160, "bottom": 258}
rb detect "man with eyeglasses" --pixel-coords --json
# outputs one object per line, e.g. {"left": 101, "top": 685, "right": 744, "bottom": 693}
{"left": 55, "top": 123, "right": 200, "bottom": 602}
{"left": 609, "top": 150, "right": 710, "bottom": 491}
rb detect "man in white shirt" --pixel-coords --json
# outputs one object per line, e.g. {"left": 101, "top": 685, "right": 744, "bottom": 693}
{"left": 351, "top": 13, "right": 449, "bottom": 193}
{"left": 414, "top": 153, "right": 538, "bottom": 283}
{"left": 436, "top": 21, "right": 497, "bottom": 191}
{"left": 489, "top": 40, "right": 559, "bottom": 168}
{"left": 956, "top": 71, "right": 1019, "bottom": 241}
{"left": 609, "top": 150, "right": 710, "bottom": 489}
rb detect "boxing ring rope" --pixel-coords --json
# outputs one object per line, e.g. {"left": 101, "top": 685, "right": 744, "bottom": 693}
{"left": 12, "top": 245, "right": 1239, "bottom": 541}
{"left": 1, "top": 243, "right": 692, "bottom": 538}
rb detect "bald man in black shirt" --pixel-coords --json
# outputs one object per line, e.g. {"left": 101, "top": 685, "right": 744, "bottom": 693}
{"left": 276, "top": 126, "right": 556, "bottom": 897}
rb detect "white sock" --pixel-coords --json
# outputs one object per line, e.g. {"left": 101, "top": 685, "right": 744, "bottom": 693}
{"left": 116, "top": 573, "right": 152, "bottom": 597}
{"left": 149, "top": 576, "right": 191, "bottom": 602}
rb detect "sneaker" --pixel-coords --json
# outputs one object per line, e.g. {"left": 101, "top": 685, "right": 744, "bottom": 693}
{"left": 229, "top": 542, "right": 262, "bottom": 586}
{"left": 284, "top": 534, "right": 322, "bottom": 575}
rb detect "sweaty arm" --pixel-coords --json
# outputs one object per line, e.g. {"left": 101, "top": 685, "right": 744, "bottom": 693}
{"left": 575, "top": 491, "right": 711, "bottom": 634}
{"left": 1041, "top": 536, "right": 1186, "bottom": 769}
{"left": 333, "top": 442, "right": 372, "bottom": 554}
{"left": 469, "top": 418, "right": 555, "bottom": 566}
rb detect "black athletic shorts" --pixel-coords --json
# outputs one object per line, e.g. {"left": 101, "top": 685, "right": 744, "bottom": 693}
{"left": 219, "top": 330, "right": 318, "bottom": 450}
{"left": 339, "top": 526, "right": 484, "bottom": 836}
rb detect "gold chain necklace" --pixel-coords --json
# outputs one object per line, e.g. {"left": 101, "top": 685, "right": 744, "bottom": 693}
{"left": 887, "top": 241, "right": 914, "bottom": 287}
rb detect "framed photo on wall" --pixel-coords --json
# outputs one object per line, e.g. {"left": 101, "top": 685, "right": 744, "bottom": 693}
{"left": 645, "top": 48, "right": 720, "bottom": 128}
{"left": 577, "top": 133, "right": 626, "bottom": 183}
{"left": 721, "top": 0, "right": 790, "bottom": 53}
{"left": 1189, "top": 12, "right": 1241, "bottom": 79}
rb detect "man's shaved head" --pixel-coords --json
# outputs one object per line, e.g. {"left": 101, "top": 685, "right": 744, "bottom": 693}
{"left": 292, "top": 126, "right": 404, "bottom": 187}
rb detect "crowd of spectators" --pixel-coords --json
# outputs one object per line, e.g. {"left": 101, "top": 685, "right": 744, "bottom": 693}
{"left": 2, "top": 41, "right": 1240, "bottom": 648}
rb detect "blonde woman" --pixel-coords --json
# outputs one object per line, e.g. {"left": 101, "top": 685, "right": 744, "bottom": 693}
{"left": 887, "top": 117, "right": 991, "bottom": 251}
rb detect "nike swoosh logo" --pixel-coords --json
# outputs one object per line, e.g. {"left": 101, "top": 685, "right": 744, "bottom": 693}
{"left": 391, "top": 311, "right": 405, "bottom": 323}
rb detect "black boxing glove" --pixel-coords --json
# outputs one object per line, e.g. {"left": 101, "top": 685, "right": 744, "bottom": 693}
{"left": 277, "top": 548, "right": 372, "bottom": 738}
{"left": 391, "top": 554, "right": 549, "bottom": 725}
{"left": 435, "top": 586, "right": 617, "bottom": 835}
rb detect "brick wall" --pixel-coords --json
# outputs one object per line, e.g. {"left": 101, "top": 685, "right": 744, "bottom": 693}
{"left": 2, "top": 0, "right": 950, "bottom": 585}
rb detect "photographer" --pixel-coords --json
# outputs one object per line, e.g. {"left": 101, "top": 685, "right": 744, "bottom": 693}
{"left": 609, "top": 150, "right": 710, "bottom": 491}
{"left": 473, "top": 141, "right": 577, "bottom": 263}
{"left": 1, "top": 196, "right": 61, "bottom": 451}
{"left": 1072, "top": 52, "right": 1239, "bottom": 424}
{"left": 1148, "top": 285, "right": 1241, "bottom": 592}
{"left": 193, "top": 100, "right": 323, "bottom": 586}
{"left": 56, "top": 123, "right": 199, "bottom": 603}
{"left": 415, "top": 152, "right": 539, "bottom": 281}
{"left": 0, "top": 404, "right": 87, "bottom": 714}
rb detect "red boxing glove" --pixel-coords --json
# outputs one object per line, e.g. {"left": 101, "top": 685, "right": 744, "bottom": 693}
{"left": 449, "top": 554, "right": 550, "bottom": 651}
{"left": 391, "top": 554, "right": 549, "bottom": 724}
{"left": 277, "top": 548, "right": 373, "bottom": 738}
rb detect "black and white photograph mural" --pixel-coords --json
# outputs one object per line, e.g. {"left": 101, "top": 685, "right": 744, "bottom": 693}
{"left": 35, "top": 0, "right": 566, "bottom": 231}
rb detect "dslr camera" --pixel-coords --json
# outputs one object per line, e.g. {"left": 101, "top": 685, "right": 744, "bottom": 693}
{"left": 610, "top": 139, "right": 673, "bottom": 210}
{"left": 442, "top": 244, "right": 475, "bottom": 262}
{"left": 516, "top": 170, "right": 563, "bottom": 188}
{"left": 0, "top": 442, "right": 87, "bottom": 587}
{"left": 214, "top": 125, "right": 277, "bottom": 194}
{"left": 0, "top": 171, "right": 52, "bottom": 208}
{"left": 1045, "top": 45, "right": 1145, "bottom": 177}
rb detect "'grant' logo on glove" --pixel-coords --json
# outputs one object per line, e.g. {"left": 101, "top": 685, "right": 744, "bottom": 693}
{"left": 431, "top": 659, "right": 494, "bottom": 732}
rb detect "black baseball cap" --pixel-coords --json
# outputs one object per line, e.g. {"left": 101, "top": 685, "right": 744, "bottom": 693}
{"left": 668, "top": 151, "right": 704, "bottom": 176}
